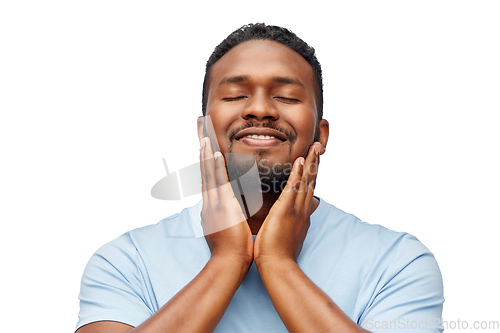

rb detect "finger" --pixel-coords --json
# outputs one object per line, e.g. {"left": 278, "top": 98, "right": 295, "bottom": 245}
{"left": 305, "top": 180, "right": 315, "bottom": 213}
{"left": 306, "top": 143, "right": 320, "bottom": 188}
{"left": 203, "top": 137, "right": 218, "bottom": 204}
{"left": 200, "top": 138, "right": 208, "bottom": 204}
{"left": 280, "top": 157, "right": 304, "bottom": 207}
{"left": 304, "top": 144, "right": 321, "bottom": 210}
{"left": 304, "top": 143, "right": 321, "bottom": 185}
{"left": 213, "top": 151, "right": 234, "bottom": 202}
{"left": 295, "top": 143, "right": 319, "bottom": 206}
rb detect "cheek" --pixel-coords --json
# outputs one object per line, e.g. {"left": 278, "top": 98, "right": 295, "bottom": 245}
{"left": 205, "top": 116, "right": 236, "bottom": 153}
{"left": 290, "top": 111, "right": 317, "bottom": 140}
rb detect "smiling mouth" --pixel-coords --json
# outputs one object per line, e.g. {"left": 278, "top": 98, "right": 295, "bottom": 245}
{"left": 233, "top": 128, "right": 287, "bottom": 148}
{"left": 238, "top": 135, "right": 283, "bottom": 147}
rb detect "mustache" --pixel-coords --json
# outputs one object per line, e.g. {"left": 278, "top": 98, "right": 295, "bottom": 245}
{"left": 228, "top": 121, "right": 296, "bottom": 143}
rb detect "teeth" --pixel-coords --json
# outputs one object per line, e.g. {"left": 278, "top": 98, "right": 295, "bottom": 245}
{"left": 245, "top": 134, "right": 275, "bottom": 139}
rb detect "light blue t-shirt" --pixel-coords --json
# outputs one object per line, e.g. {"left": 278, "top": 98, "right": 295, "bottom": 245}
{"left": 76, "top": 198, "right": 444, "bottom": 332}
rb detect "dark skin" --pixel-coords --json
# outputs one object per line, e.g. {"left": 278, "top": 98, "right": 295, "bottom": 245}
{"left": 77, "top": 40, "right": 370, "bottom": 333}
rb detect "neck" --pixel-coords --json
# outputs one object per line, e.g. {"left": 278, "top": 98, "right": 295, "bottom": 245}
{"left": 242, "top": 191, "right": 320, "bottom": 235}
{"left": 245, "top": 192, "right": 279, "bottom": 235}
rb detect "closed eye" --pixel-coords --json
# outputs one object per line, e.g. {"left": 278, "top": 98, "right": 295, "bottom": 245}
{"left": 223, "top": 96, "right": 247, "bottom": 101}
{"left": 275, "top": 96, "right": 300, "bottom": 103}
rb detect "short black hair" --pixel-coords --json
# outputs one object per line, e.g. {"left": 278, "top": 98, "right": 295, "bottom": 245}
{"left": 202, "top": 23, "right": 323, "bottom": 122}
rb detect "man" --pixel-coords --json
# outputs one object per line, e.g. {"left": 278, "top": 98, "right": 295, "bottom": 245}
{"left": 76, "top": 23, "right": 444, "bottom": 332}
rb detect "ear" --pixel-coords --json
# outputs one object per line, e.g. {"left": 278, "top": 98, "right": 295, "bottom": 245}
{"left": 197, "top": 116, "right": 205, "bottom": 142}
{"left": 318, "top": 119, "right": 329, "bottom": 155}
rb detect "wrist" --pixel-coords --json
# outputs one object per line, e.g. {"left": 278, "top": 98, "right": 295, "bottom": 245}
{"left": 254, "top": 255, "right": 297, "bottom": 274}
{"left": 209, "top": 252, "right": 253, "bottom": 272}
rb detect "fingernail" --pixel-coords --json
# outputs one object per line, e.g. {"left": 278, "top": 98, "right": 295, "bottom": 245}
{"left": 201, "top": 138, "right": 206, "bottom": 149}
{"left": 214, "top": 151, "right": 221, "bottom": 160}
{"left": 300, "top": 158, "right": 305, "bottom": 166}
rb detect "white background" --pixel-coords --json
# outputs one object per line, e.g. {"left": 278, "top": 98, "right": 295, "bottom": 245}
{"left": 1, "top": 1, "right": 499, "bottom": 332}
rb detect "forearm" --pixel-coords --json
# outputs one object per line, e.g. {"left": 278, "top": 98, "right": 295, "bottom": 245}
{"left": 257, "top": 258, "right": 370, "bottom": 333}
{"left": 131, "top": 255, "right": 250, "bottom": 333}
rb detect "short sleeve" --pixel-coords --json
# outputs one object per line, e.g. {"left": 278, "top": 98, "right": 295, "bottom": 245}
{"left": 76, "top": 233, "right": 153, "bottom": 331}
{"left": 359, "top": 235, "right": 445, "bottom": 332}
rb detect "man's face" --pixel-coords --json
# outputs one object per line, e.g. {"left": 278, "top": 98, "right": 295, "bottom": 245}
{"left": 201, "top": 40, "right": 326, "bottom": 187}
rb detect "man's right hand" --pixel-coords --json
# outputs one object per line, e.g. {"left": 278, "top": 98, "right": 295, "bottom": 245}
{"left": 77, "top": 137, "right": 254, "bottom": 333}
{"left": 199, "top": 137, "right": 254, "bottom": 267}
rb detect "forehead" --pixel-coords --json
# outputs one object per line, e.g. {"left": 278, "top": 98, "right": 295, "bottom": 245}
{"left": 208, "top": 40, "right": 315, "bottom": 94}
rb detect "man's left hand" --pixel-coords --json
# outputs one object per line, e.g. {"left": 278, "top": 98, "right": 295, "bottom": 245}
{"left": 254, "top": 142, "right": 322, "bottom": 269}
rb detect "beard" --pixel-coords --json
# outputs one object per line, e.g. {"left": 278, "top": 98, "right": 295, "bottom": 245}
{"left": 224, "top": 144, "right": 310, "bottom": 195}
{"left": 222, "top": 120, "right": 317, "bottom": 194}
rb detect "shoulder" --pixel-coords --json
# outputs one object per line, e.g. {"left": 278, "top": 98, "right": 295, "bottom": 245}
{"left": 77, "top": 201, "right": 204, "bottom": 330}
{"left": 310, "top": 198, "right": 441, "bottom": 280}
{"left": 83, "top": 200, "right": 204, "bottom": 282}
{"left": 310, "top": 198, "right": 410, "bottom": 249}
{"left": 128, "top": 200, "right": 204, "bottom": 242}
{"left": 309, "top": 199, "right": 444, "bottom": 327}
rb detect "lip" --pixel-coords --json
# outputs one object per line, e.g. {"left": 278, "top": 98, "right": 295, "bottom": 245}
{"left": 233, "top": 127, "right": 288, "bottom": 148}
{"left": 237, "top": 136, "right": 283, "bottom": 148}
{"left": 234, "top": 128, "right": 287, "bottom": 141}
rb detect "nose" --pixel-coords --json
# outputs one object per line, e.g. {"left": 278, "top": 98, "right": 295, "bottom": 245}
{"left": 241, "top": 90, "right": 279, "bottom": 121}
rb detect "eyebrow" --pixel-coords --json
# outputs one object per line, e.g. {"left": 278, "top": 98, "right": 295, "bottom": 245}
{"left": 219, "top": 75, "right": 249, "bottom": 85}
{"left": 218, "top": 75, "right": 305, "bottom": 88}
{"left": 272, "top": 76, "right": 305, "bottom": 88}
